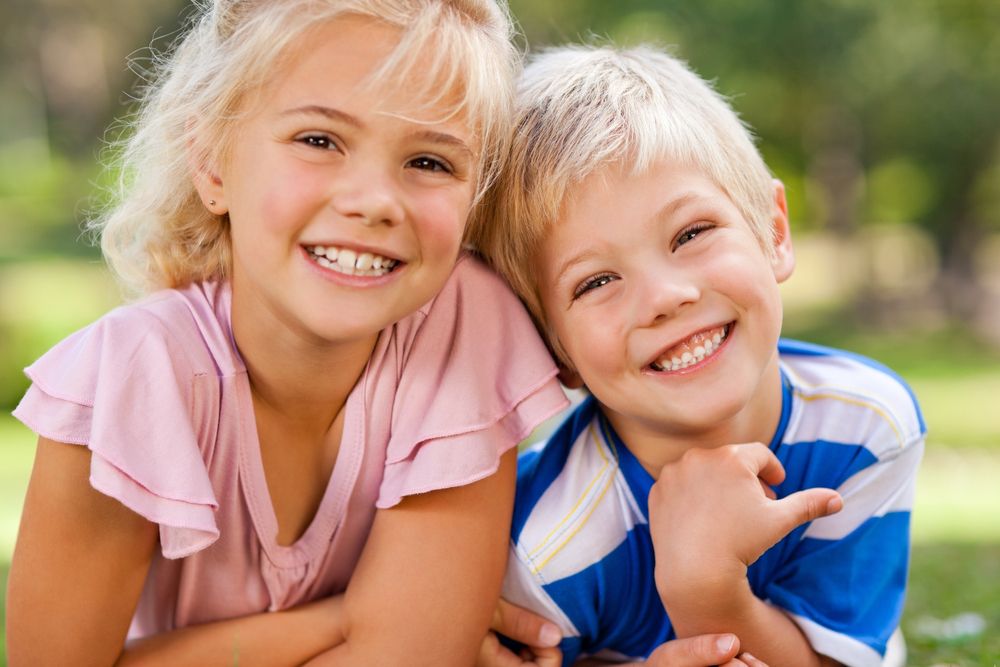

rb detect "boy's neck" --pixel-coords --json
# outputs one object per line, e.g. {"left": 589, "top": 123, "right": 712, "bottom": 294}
{"left": 599, "top": 360, "right": 786, "bottom": 479}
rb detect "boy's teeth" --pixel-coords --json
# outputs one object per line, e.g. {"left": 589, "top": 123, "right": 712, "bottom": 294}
{"left": 652, "top": 325, "right": 730, "bottom": 371}
{"left": 305, "top": 245, "right": 397, "bottom": 276}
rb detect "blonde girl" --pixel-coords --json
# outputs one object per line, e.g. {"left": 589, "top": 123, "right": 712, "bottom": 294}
{"left": 6, "top": 1, "right": 567, "bottom": 664}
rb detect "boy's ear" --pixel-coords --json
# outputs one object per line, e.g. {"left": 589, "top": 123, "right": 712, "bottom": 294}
{"left": 769, "top": 179, "right": 795, "bottom": 283}
{"left": 557, "top": 363, "right": 584, "bottom": 390}
{"left": 188, "top": 135, "right": 229, "bottom": 216}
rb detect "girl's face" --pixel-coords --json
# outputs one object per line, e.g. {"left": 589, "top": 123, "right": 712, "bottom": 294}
{"left": 197, "top": 14, "right": 478, "bottom": 349}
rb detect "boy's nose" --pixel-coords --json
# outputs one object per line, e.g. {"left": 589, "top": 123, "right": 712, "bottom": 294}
{"left": 632, "top": 270, "right": 700, "bottom": 327}
{"left": 329, "top": 165, "right": 404, "bottom": 227}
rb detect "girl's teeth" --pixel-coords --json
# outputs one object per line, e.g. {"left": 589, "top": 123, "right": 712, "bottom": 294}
{"left": 306, "top": 245, "right": 396, "bottom": 276}
{"left": 337, "top": 249, "right": 357, "bottom": 270}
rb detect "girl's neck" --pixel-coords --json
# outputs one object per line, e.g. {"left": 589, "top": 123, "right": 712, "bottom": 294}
{"left": 230, "top": 286, "right": 378, "bottom": 436}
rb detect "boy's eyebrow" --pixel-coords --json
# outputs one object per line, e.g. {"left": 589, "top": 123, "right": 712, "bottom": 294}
{"left": 280, "top": 105, "right": 473, "bottom": 157}
{"left": 655, "top": 192, "right": 704, "bottom": 222}
{"left": 554, "top": 249, "right": 600, "bottom": 286}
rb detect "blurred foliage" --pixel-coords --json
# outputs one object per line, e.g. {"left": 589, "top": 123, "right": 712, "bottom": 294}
{"left": 1, "top": 0, "right": 1000, "bottom": 408}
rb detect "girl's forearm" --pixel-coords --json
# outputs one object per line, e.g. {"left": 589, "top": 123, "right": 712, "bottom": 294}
{"left": 118, "top": 595, "right": 345, "bottom": 667}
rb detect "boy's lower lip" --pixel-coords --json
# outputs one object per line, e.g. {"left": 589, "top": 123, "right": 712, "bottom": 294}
{"left": 647, "top": 322, "right": 733, "bottom": 375}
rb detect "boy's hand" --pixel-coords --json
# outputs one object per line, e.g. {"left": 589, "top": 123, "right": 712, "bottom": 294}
{"left": 647, "top": 443, "right": 842, "bottom": 602}
{"left": 477, "top": 599, "right": 562, "bottom": 667}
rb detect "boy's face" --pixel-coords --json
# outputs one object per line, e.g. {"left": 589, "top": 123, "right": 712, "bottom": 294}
{"left": 537, "top": 160, "right": 794, "bottom": 445}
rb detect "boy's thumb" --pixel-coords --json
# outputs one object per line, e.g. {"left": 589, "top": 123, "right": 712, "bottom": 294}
{"left": 774, "top": 487, "right": 843, "bottom": 535}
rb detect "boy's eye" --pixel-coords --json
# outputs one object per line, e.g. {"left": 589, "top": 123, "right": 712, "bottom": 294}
{"left": 675, "top": 223, "right": 713, "bottom": 248}
{"left": 297, "top": 134, "right": 338, "bottom": 151}
{"left": 573, "top": 273, "right": 617, "bottom": 300}
{"left": 408, "top": 156, "right": 453, "bottom": 174}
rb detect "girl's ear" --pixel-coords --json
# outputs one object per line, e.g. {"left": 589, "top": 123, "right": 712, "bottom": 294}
{"left": 769, "top": 179, "right": 795, "bottom": 283}
{"left": 188, "top": 136, "right": 229, "bottom": 215}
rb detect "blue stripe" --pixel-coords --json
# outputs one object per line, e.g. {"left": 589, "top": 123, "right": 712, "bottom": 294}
{"left": 541, "top": 525, "right": 670, "bottom": 665}
{"left": 773, "top": 440, "right": 879, "bottom": 498}
{"left": 763, "top": 511, "right": 911, "bottom": 655}
{"left": 778, "top": 338, "right": 926, "bottom": 433}
{"left": 599, "top": 411, "right": 654, "bottom": 518}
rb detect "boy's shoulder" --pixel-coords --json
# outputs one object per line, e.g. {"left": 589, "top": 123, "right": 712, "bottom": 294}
{"left": 777, "top": 338, "right": 925, "bottom": 456}
{"left": 511, "top": 396, "right": 647, "bottom": 576}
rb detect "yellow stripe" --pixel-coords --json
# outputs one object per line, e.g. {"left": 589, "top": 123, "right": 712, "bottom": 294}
{"left": 526, "top": 423, "right": 611, "bottom": 559}
{"left": 794, "top": 390, "right": 905, "bottom": 448}
{"left": 529, "top": 419, "right": 621, "bottom": 575}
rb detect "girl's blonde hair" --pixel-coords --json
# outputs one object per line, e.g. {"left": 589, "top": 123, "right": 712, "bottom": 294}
{"left": 94, "top": 0, "right": 519, "bottom": 297}
{"left": 471, "top": 44, "right": 775, "bottom": 361}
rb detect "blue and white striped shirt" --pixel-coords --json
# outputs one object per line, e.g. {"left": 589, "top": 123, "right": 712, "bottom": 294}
{"left": 502, "top": 339, "right": 925, "bottom": 667}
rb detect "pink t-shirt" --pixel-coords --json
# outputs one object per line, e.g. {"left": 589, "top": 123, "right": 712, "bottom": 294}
{"left": 13, "top": 253, "right": 568, "bottom": 637}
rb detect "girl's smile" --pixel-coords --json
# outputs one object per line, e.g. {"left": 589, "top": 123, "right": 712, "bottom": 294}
{"left": 195, "top": 14, "right": 478, "bottom": 353}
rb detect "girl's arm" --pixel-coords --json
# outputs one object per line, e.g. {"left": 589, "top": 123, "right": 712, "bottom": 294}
{"left": 6, "top": 438, "right": 341, "bottom": 667}
{"left": 304, "top": 448, "right": 518, "bottom": 666}
{"left": 6, "top": 437, "right": 157, "bottom": 666}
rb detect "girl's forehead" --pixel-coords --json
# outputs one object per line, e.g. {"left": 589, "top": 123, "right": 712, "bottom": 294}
{"left": 260, "top": 15, "right": 477, "bottom": 137}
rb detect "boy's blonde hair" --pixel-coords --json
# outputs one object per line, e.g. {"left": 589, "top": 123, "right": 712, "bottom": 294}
{"left": 472, "top": 44, "right": 775, "bottom": 358}
{"left": 94, "top": 0, "right": 519, "bottom": 297}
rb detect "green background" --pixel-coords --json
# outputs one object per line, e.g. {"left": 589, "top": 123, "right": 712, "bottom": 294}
{"left": 2, "top": 0, "right": 999, "bottom": 663}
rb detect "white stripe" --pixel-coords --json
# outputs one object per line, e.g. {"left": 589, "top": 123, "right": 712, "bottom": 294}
{"left": 804, "top": 437, "right": 922, "bottom": 540}
{"left": 781, "top": 355, "right": 922, "bottom": 456}
{"left": 787, "top": 612, "right": 885, "bottom": 667}
{"left": 502, "top": 545, "right": 580, "bottom": 637}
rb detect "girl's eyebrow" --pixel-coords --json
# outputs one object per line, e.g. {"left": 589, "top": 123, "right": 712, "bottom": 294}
{"left": 280, "top": 105, "right": 472, "bottom": 158}
{"left": 282, "top": 104, "right": 362, "bottom": 127}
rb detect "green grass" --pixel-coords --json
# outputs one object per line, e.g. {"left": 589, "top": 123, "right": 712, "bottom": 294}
{"left": 905, "top": 544, "right": 1000, "bottom": 664}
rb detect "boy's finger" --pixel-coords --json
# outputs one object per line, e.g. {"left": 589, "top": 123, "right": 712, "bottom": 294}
{"left": 773, "top": 487, "right": 843, "bottom": 535}
{"left": 741, "top": 443, "right": 786, "bottom": 486}
{"left": 491, "top": 599, "right": 562, "bottom": 648}
{"left": 646, "top": 633, "right": 740, "bottom": 666}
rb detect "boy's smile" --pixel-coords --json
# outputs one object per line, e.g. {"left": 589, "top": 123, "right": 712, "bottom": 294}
{"left": 538, "top": 160, "right": 795, "bottom": 467}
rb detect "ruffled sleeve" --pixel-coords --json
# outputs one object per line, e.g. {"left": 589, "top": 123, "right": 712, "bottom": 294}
{"left": 12, "top": 297, "right": 221, "bottom": 559}
{"left": 376, "top": 254, "right": 569, "bottom": 508}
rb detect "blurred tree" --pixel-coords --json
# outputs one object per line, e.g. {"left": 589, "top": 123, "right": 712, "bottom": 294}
{"left": 509, "top": 0, "right": 1000, "bottom": 322}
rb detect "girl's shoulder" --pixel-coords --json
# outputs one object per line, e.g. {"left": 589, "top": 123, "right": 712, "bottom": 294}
{"left": 13, "top": 281, "right": 229, "bottom": 558}
{"left": 32, "top": 280, "right": 237, "bottom": 394}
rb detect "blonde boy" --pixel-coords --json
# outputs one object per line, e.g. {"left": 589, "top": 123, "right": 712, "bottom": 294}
{"left": 474, "top": 45, "right": 924, "bottom": 666}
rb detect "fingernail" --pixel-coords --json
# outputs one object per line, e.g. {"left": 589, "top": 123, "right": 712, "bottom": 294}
{"left": 539, "top": 623, "right": 562, "bottom": 647}
{"left": 827, "top": 496, "right": 843, "bottom": 513}
{"left": 741, "top": 652, "right": 758, "bottom": 663}
{"left": 716, "top": 634, "right": 736, "bottom": 654}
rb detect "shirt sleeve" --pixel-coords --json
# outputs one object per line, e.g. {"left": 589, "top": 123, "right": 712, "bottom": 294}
{"left": 12, "top": 302, "right": 221, "bottom": 559}
{"left": 376, "top": 254, "right": 569, "bottom": 508}
{"left": 764, "top": 433, "right": 924, "bottom": 667}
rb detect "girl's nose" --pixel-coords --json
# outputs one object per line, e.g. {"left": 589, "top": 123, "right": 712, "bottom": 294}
{"left": 632, "top": 268, "right": 700, "bottom": 328}
{"left": 330, "top": 163, "right": 404, "bottom": 227}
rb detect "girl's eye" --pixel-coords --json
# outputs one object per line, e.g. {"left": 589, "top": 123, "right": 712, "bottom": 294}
{"left": 297, "top": 134, "right": 338, "bottom": 151}
{"left": 573, "top": 273, "right": 617, "bottom": 300}
{"left": 408, "top": 156, "right": 452, "bottom": 174}
{"left": 675, "top": 223, "right": 713, "bottom": 248}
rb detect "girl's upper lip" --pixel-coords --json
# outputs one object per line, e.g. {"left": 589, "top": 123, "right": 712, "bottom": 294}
{"left": 302, "top": 241, "right": 403, "bottom": 262}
